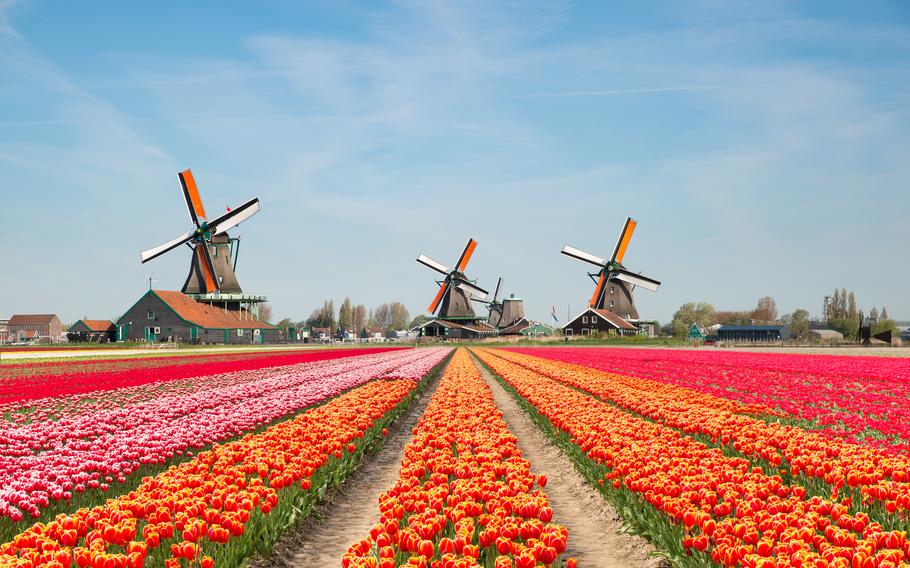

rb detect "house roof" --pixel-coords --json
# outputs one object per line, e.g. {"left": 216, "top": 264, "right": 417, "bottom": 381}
{"left": 312, "top": 327, "right": 331, "bottom": 334}
{"left": 412, "top": 319, "right": 497, "bottom": 334}
{"left": 499, "top": 318, "right": 533, "bottom": 335}
{"left": 72, "top": 319, "right": 115, "bottom": 332}
{"left": 9, "top": 314, "right": 59, "bottom": 326}
{"left": 153, "top": 291, "right": 275, "bottom": 330}
{"left": 590, "top": 308, "right": 637, "bottom": 330}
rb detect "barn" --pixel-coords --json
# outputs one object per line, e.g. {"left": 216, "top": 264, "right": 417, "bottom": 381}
{"left": 68, "top": 319, "right": 116, "bottom": 342}
{"left": 562, "top": 308, "right": 638, "bottom": 337}
{"left": 8, "top": 314, "right": 63, "bottom": 343}
{"left": 412, "top": 319, "right": 496, "bottom": 340}
{"left": 116, "top": 290, "right": 279, "bottom": 344}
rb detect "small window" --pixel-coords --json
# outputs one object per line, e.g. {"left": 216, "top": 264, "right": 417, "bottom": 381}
{"left": 147, "top": 310, "right": 154, "bottom": 320}
{"left": 592, "top": 316, "right": 598, "bottom": 323}
{"left": 582, "top": 316, "right": 588, "bottom": 323}
{"left": 565, "top": 329, "right": 573, "bottom": 336}
{"left": 582, "top": 328, "right": 591, "bottom": 335}
{"left": 237, "top": 329, "right": 244, "bottom": 336}
{"left": 610, "top": 300, "right": 614, "bottom": 308}
{"left": 610, "top": 286, "right": 615, "bottom": 293}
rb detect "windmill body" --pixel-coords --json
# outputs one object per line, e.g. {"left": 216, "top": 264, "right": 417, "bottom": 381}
{"left": 561, "top": 217, "right": 661, "bottom": 325}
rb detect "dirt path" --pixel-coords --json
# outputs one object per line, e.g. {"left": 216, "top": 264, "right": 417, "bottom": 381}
{"left": 476, "top": 358, "right": 665, "bottom": 568}
{"left": 253, "top": 367, "right": 445, "bottom": 568}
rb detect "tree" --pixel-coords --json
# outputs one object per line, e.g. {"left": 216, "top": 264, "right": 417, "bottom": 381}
{"left": 258, "top": 303, "right": 273, "bottom": 323}
{"left": 780, "top": 309, "right": 810, "bottom": 338}
{"left": 714, "top": 310, "right": 753, "bottom": 326}
{"left": 389, "top": 302, "right": 410, "bottom": 331}
{"left": 869, "top": 307, "right": 879, "bottom": 321}
{"left": 352, "top": 304, "right": 367, "bottom": 334}
{"left": 830, "top": 289, "right": 840, "bottom": 320}
{"left": 373, "top": 304, "right": 392, "bottom": 330}
{"left": 881, "top": 306, "right": 889, "bottom": 321}
{"left": 409, "top": 314, "right": 431, "bottom": 329}
{"left": 847, "top": 292, "right": 857, "bottom": 320}
{"left": 338, "top": 297, "right": 353, "bottom": 330}
{"left": 829, "top": 318, "right": 859, "bottom": 340}
{"left": 752, "top": 296, "right": 778, "bottom": 323}
{"left": 670, "top": 302, "right": 715, "bottom": 337}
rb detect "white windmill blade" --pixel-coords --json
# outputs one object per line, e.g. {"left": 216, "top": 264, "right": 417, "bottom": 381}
{"left": 210, "top": 198, "right": 261, "bottom": 236}
{"left": 456, "top": 280, "right": 488, "bottom": 301}
{"left": 561, "top": 244, "right": 606, "bottom": 267}
{"left": 416, "top": 254, "right": 450, "bottom": 275}
{"left": 140, "top": 230, "right": 196, "bottom": 263}
{"left": 613, "top": 269, "right": 661, "bottom": 292}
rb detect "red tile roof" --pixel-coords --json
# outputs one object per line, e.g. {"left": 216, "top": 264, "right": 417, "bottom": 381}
{"left": 9, "top": 314, "right": 59, "bottom": 326}
{"left": 153, "top": 291, "right": 275, "bottom": 330}
{"left": 72, "top": 319, "right": 116, "bottom": 332}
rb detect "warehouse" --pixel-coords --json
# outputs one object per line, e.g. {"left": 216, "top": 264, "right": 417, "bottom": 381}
{"left": 716, "top": 324, "right": 792, "bottom": 342}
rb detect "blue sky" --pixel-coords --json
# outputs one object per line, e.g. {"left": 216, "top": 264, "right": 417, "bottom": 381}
{"left": 1, "top": 0, "right": 908, "bottom": 326}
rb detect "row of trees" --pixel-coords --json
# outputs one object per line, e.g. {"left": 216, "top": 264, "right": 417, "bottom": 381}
{"left": 272, "top": 298, "right": 414, "bottom": 337}
{"left": 670, "top": 291, "right": 898, "bottom": 340}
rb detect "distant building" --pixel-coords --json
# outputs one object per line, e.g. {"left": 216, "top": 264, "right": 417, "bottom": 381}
{"left": 68, "top": 319, "right": 117, "bottom": 342}
{"left": 411, "top": 319, "right": 497, "bottom": 340}
{"left": 716, "top": 325, "right": 792, "bottom": 342}
{"left": 117, "top": 290, "right": 278, "bottom": 344}
{"left": 0, "top": 319, "right": 8, "bottom": 344}
{"left": 312, "top": 327, "right": 332, "bottom": 343}
{"left": 806, "top": 329, "right": 844, "bottom": 342}
{"left": 8, "top": 314, "right": 63, "bottom": 343}
{"left": 562, "top": 308, "right": 638, "bottom": 337}
{"left": 518, "top": 322, "right": 554, "bottom": 337}
{"left": 687, "top": 322, "right": 708, "bottom": 342}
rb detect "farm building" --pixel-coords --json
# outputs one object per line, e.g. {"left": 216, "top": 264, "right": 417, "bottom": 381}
{"left": 518, "top": 322, "right": 554, "bottom": 337}
{"left": 0, "top": 319, "right": 8, "bottom": 343}
{"left": 68, "top": 319, "right": 116, "bottom": 342}
{"left": 806, "top": 329, "right": 844, "bottom": 342}
{"left": 687, "top": 322, "right": 708, "bottom": 342}
{"left": 562, "top": 308, "right": 638, "bottom": 337}
{"left": 116, "top": 290, "right": 278, "bottom": 344}
{"left": 716, "top": 324, "right": 792, "bottom": 342}
{"left": 312, "top": 327, "right": 332, "bottom": 342}
{"left": 412, "top": 319, "right": 496, "bottom": 340}
{"left": 8, "top": 314, "right": 63, "bottom": 343}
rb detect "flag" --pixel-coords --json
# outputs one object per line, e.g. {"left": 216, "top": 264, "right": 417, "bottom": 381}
{"left": 226, "top": 205, "right": 232, "bottom": 212}
{"left": 551, "top": 305, "right": 559, "bottom": 323}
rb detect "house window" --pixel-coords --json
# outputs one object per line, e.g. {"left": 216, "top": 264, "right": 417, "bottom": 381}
{"left": 592, "top": 316, "right": 598, "bottom": 323}
{"left": 565, "top": 329, "right": 573, "bottom": 336}
{"left": 582, "top": 328, "right": 591, "bottom": 335}
{"left": 147, "top": 310, "right": 154, "bottom": 320}
{"left": 237, "top": 329, "right": 244, "bottom": 336}
{"left": 582, "top": 316, "right": 588, "bottom": 323}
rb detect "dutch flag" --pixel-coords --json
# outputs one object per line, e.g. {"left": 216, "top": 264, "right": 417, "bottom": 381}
{"left": 551, "top": 305, "right": 559, "bottom": 323}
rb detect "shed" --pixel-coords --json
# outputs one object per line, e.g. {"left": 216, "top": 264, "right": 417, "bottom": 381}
{"left": 69, "top": 319, "right": 117, "bottom": 342}
{"left": 716, "top": 325, "right": 791, "bottom": 342}
{"left": 562, "top": 308, "right": 638, "bottom": 337}
{"left": 806, "top": 329, "right": 844, "bottom": 342}
{"left": 687, "top": 322, "right": 708, "bottom": 341}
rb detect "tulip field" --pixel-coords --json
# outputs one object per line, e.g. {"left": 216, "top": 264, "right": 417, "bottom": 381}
{"left": 2, "top": 345, "right": 909, "bottom": 567}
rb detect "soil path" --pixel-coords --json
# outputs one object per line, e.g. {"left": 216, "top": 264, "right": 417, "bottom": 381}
{"left": 475, "top": 356, "right": 665, "bottom": 568}
{"left": 253, "top": 365, "right": 445, "bottom": 568}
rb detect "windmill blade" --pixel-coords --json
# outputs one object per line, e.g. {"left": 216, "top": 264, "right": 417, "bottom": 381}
{"left": 456, "top": 280, "right": 488, "bottom": 300}
{"left": 140, "top": 230, "right": 196, "bottom": 263}
{"left": 492, "top": 277, "right": 503, "bottom": 303}
{"left": 179, "top": 169, "right": 207, "bottom": 227}
{"left": 209, "top": 198, "right": 261, "bottom": 236}
{"left": 197, "top": 243, "right": 220, "bottom": 293}
{"left": 561, "top": 244, "right": 606, "bottom": 267}
{"left": 428, "top": 281, "right": 449, "bottom": 314}
{"left": 611, "top": 217, "right": 637, "bottom": 264}
{"left": 589, "top": 272, "right": 606, "bottom": 307}
{"left": 455, "top": 238, "right": 477, "bottom": 272}
{"left": 613, "top": 268, "right": 660, "bottom": 292}
{"left": 416, "top": 255, "right": 450, "bottom": 275}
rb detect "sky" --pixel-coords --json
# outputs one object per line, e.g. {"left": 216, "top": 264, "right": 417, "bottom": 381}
{"left": 1, "top": 0, "right": 908, "bottom": 326}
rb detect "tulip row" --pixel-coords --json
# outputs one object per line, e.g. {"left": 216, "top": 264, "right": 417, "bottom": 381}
{"left": 343, "top": 349, "right": 573, "bottom": 568}
{"left": 0, "top": 350, "right": 453, "bottom": 568}
{"left": 0, "top": 348, "right": 451, "bottom": 527}
{"left": 491, "top": 349, "right": 910, "bottom": 520}
{"left": 0, "top": 347, "right": 399, "bottom": 407}
{"left": 475, "top": 349, "right": 910, "bottom": 568}
{"left": 508, "top": 348, "right": 910, "bottom": 452}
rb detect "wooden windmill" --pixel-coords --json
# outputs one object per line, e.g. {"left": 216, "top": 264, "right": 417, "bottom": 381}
{"left": 561, "top": 217, "right": 661, "bottom": 320}
{"left": 139, "top": 169, "right": 261, "bottom": 295}
{"left": 417, "top": 239, "right": 488, "bottom": 321}
{"left": 480, "top": 277, "right": 505, "bottom": 327}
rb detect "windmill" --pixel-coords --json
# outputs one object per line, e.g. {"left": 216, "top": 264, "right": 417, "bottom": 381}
{"left": 139, "top": 169, "right": 261, "bottom": 296}
{"left": 476, "top": 277, "right": 504, "bottom": 327}
{"left": 417, "top": 239, "right": 488, "bottom": 321}
{"left": 561, "top": 217, "right": 661, "bottom": 321}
